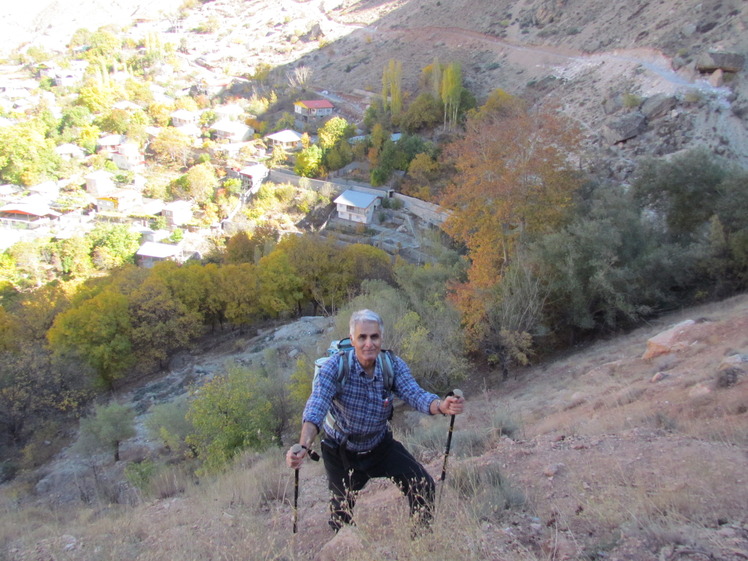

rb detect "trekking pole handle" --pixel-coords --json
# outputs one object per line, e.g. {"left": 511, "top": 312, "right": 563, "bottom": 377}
{"left": 291, "top": 443, "right": 320, "bottom": 462}
{"left": 440, "top": 389, "right": 463, "bottom": 482}
{"left": 291, "top": 443, "right": 304, "bottom": 455}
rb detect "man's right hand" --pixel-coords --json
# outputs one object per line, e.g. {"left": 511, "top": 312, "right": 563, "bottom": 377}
{"left": 286, "top": 444, "right": 306, "bottom": 469}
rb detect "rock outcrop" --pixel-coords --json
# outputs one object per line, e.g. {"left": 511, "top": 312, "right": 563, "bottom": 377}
{"left": 603, "top": 111, "right": 647, "bottom": 144}
{"left": 696, "top": 51, "right": 746, "bottom": 73}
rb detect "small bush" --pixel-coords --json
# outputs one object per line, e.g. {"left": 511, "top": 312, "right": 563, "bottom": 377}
{"left": 125, "top": 459, "right": 159, "bottom": 492}
{"left": 448, "top": 462, "right": 524, "bottom": 521}
{"left": 623, "top": 93, "right": 643, "bottom": 109}
{"left": 492, "top": 408, "right": 522, "bottom": 439}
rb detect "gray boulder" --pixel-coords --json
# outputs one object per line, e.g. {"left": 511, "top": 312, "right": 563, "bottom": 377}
{"left": 603, "top": 112, "right": 647, "bottom": 144}
{"left": 603, "top": 94, "right": 624, "bottom": 115}
{"left": 696, "top": 51, "right": 745, "bottom": 73}
{"left": 641, "top": 94, "right": 677, "bottom": 120}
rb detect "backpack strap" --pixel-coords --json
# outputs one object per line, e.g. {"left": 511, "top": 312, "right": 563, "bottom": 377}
{"left": 379, "top": 350, "right": 395, "bottom": 393}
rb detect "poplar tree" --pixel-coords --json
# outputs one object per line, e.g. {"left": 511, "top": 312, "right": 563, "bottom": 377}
{"left": 441, "top": 63, "right": 462, "bottom": 130}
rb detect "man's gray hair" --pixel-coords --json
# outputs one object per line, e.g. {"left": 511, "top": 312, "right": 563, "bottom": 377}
{"left": 349, "top": 309, "right": 384, "bottom": 336}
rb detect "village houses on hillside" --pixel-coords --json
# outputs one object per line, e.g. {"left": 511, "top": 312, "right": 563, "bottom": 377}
{"left": 0, "top": 19, "right": 443, "bottom": 265}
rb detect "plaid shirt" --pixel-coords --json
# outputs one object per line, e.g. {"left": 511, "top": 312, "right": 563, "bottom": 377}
{"left": 303, "top": 350, "right": 439, "bottom": 452}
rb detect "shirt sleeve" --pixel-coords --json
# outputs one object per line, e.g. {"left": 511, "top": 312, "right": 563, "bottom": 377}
{"left": 301, "top": 354, "right": 339, "bottom": 429}
{"left": 390, "top": 354, "right": 439, "bottom": 414}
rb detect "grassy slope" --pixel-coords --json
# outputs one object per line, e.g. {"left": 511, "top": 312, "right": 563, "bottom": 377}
{"left": 2, "top": 293, "right": 747, "bottom": 560}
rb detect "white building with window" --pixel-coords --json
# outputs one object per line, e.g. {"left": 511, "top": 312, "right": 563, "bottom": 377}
{"left": 334, "top": 189, "right": 380, "bottom": 224}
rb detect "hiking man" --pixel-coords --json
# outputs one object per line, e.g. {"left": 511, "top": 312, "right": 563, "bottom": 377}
{"left": 286, "top": 309, "right": 465, "bottom": 532}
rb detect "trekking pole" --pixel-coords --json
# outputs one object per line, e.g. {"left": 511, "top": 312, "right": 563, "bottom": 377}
{"left": 290, "top": 443, "right": 319, "bottom": 534}
{"left": 291, "top": 444, "right": 303, "bottom": 534}
{"left": 440, "top": 389, "right": 463, "bottom": 483}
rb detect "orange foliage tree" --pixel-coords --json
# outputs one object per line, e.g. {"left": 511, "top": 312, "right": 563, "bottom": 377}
{"left": 441, "top": 91, "right": 583, "bottom": 348}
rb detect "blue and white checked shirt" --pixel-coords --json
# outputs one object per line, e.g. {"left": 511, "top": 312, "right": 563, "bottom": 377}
{"left": 303, "top": 350, "right": 439, "bottom": 452}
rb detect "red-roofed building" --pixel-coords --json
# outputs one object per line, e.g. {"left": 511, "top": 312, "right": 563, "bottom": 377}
{"left": 294, "top": 99, "right": 334, "bottom": 122}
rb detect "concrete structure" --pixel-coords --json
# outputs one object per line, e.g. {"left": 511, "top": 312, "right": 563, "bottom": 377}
{"left": 334, "top": 189, "right": 380, "bottom": 224}
{"left": 55, "top": 143, "right": 86, "bottom": 160}
{"left": 111, "top": 142, "right": 145, "bottom": 171}
{"left": 214, "top": 103, "right": 246, "bottom": 121}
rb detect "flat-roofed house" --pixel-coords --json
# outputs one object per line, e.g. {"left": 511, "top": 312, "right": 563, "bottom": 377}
{"left": 170, "top": 109, "right": 199, "bottom": 127}
{"left": 85, "top": 169, "right": 115, "bottom": 196}
{"left": 111, "top": 142, "right": 145, "bottom": 171}
{"left": 136, "top": 241, "right": 181, "bottom": 268}
{"left": 265, "top": 129, "right": 303, "bottom": 151}
{"left": 0, "top": 201, "right": 61, "bottom": 229}
{"left": 334, "top": 189, "right": 380, "bottom": 224}
{"left": 237, "top": 163, "right": 269, "bottom": 195}
{"left": 162, "top": 200, "right": 193, "bottom": 227}
{"left": 95, "top": 188, "right": 142, "bottom": 213}
{"left": 211, "top": 120, "right": 253, "bottom": 142}
{"left": 214, "top": 103, "right": 245, "bottom": 121}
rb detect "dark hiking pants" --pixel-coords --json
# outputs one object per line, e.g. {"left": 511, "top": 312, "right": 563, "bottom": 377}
{"left": 320, "top": 431, "right": 435, "bottom": 533}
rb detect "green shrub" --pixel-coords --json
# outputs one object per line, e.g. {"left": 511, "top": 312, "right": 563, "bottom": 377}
{"left": 144, "top": 395, "right": 193, "bottom": 455}
{"left": 623, "top": 93, "right": 642, "bottom": 109}
{"left": 125, "top": 459, "right": 158, "bottom": 492}
{"left": 186, "top": 364, "right": 275, "bottom": 474}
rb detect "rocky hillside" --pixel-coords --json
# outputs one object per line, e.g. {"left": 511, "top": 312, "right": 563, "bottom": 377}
{"left": 4, "top": 0, "right": 748, "bottom": 180}
{"left": 7, "top": 295, "right": 748, "bottom": 561}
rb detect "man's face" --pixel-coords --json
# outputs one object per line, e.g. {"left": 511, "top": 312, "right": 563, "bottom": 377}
{"left": 351, "top": 320, "right": 382, "bottom": 369}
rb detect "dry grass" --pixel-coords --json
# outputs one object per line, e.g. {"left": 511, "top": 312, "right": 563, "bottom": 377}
{"left": 2, "top": 295, "right": 747, "bottom": 560}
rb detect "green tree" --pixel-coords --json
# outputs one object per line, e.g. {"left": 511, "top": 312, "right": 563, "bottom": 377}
{"left": 50, "top": 236, "right": 94, "bottom": 278}
{"left": 75, "top": 401, "right": 136, "bottom": 462}
{"left": 77, "top": 79, "right": 119, "bottom": 113}
{"left": 183, "top": 162, "right": 218, "bottom": 204}
{"left": 85, "top": 30, "right": 122, "bottom": 61}
{"left": 381, "top": 59, "right": 403, "bottom": 117}
{"left": 128, "top": 278, "right": 202, "bottom": 373}
{"left": 441, "top": 62, "right": 462, "bottom": 130}
{"left": 295, "top": 144, "right": 323, "bottom": 177}
{"left": 257, "top": 250, "right": 304, "bottom": 317}
{"left": 0, "top": 121, "right": 60, "bottom": 185}
{"left": 318, "top": 116, "right": 352, "bottom": 150}
{"left": 186, "top": 364, "right": 274, "bottom": 473}
{"left": 47, "top": 288, "right": 135, "bottom": 389}
{"left": 150, "top": 127, "right": 192, "bottom": 167}
{"left": 324, "top": 140, "right": 353, "bottom": 172}
{"left": 220, "top": 263, "right": 260, "bottom": 328}
{"left": 400, "top": 93, "right": 443, "bottom": 133}
{"left": 633, "top": 148, "right": 728, "bottom": 242}
{"left": 88, "top": 223, "right": 141, "bottom": 270}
